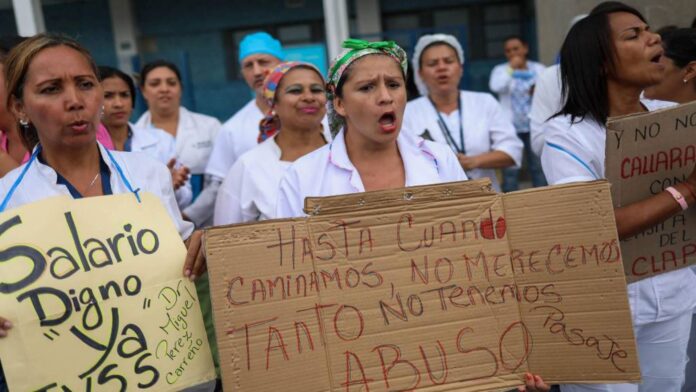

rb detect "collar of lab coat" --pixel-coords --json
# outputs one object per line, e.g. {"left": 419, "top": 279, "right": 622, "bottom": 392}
{"left": 32, "top": 142, "right": 124, "bottom": 190}
{"left": 327, "top": 128, "right": 440, "bottom": 192}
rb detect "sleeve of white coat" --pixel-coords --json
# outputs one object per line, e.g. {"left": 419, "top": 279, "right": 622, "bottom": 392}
{"left": 213, "top": 160, "right": 253, "bottom": 226}
{"left": 489, "top": 64, "right": 513, "bottom": 94}
{"left": 175, "top": 181, "right": 193, "bottom": 208}
{"left": 182, "top": 176, "right": 221, "bottom": 228}
{"left": 529, "top": 66, "right": 562, "bottom": 157}
{"left": 540, "top": 119, "right": 598, "bottom": 185}
{"left": 155, "top": 163, "right": 195, "bottom": 240}
{"left": 205, "top": 126, "right": 236, "bottom": 179}
{"left": 485, "top": 95, "right": 523, "bottom": 167}
{"left": 275, "top": 168, "right": 306, "bottom": 219}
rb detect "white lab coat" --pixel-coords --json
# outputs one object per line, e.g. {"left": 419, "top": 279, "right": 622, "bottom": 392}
{"left": 135, "top": 106, "right": 221, "bottom": 175}
{"left": 214, "top": 135, "right": 291, "bottom": 225}
{"left": 128, "top": 124, "right": 192, "bottom": 207}
{"left": 541, "top": 111, "right": 696, "bottom": 392}
{"left": 275, "top": 128, "right": 468, "bottom": 219}
{"left": 403, "top": 91, "right": 522, "bottom": 192}
{"left": 0, "top": 142, "right": 194, "bottom": 240}
{"left": 529, "top": 64, "right": 562, "bottom": 157}
{"left": 489, "top": 60, "right": 546, "bottom": 127}
{"left": 206, "top": 99, "right": 265, "bottom": 179}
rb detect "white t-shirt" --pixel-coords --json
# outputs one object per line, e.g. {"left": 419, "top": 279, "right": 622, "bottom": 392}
{"left": 541, "top": 112, "right": 696, "bottom": 325}
{"left": 135, "top": 106, "right": 220, "bottom": 175}
{"left": 403, "top": 91, "right": 522, "bottom": 192}
{"left": 214, "top": 136, "right": 291, "bottom": 225}
{"left": 0, "top": 143, "right": 194, "bottom": 240}
{"left": 529, "top": 64, "right": 562, "bottom": 157}
{"left": 489, "top": 60, "right": 546, "bottom": 127}
{"left": 275, "top": 129, "right": 468, "bottom": 219}
{"left": 206, "top": 99, "right": 265, "bottom": 180}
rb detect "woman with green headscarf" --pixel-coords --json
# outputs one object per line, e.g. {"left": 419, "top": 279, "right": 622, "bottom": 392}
{"left": 274, "top": 39, "right": 467, "bottom": 218}
{"left": 273, "top": 39, "right": 550, "bottom": 392}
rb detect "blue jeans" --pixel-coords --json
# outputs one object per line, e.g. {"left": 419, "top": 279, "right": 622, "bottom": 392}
{"left": 502, "top": 132, "right": 547, "bottom": 192}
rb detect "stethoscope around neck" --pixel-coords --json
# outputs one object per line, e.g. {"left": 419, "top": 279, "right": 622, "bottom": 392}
{"left": 0, "top": 143, "right": 142, "bottom": 213}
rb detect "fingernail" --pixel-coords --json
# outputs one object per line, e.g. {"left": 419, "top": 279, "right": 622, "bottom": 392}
{"left": 190, "top": 274, "right": 196, "bottom": 281}
{"left": 0, "top": 330, "right": 6, "bottom": 337}
{"left": 184, "top": 269, "right": 191, "bottom": 277}
{"left": 4, "top": 321, "right": 12, "bottom": 328}
{"left": 526, "top": 373, "right": 532, "bottom": 380}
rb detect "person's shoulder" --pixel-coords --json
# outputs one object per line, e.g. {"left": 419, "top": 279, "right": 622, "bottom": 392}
{"left": 0, "top": 161, "right": 29, "bottom": 190}
{"left": 460, "top": 90, "right": 500, "bottom": 109}
{"left": 545, "top": 114, "right": 602, "bottom": 144}
{"left": 110, "top": 148, "right": 167, "bottom": 177}
{"left": 290, "top": 143, "right": 330, "bottom": 173}
{"left": 221, "top": 100, "right": 260, "bottom": 130}
{"left": 406, "top": 95, "right": 428, "bottom": 107}
{"left": 133, "top": 124, "right": 175, "bottom": 143}
{"left": 236, "top": 137, "right": 279, "bottom": 166}
{"left": 182, "top": 107, "right": 222, "bottom": 127}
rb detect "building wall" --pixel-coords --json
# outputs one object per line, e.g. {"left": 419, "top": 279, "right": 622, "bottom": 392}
{"left": 535, "top": 0, "right": 695, "bottom": 65}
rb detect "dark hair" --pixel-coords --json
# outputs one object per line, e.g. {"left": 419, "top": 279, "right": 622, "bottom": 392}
{"left": 662, "top": 28, "right": 696, "bottom": 68}
{"left": 98, "top": 65, "right": 136, "bottom": 108}
{"left": 139, "top": 59, "right": 181, "bottom": 87}
{"left": 656, "top": 25, "right": 678, "bottom": 38}
{"left": 558, "top": 1, "right": 646, "bottom": 124}
{"left": 335, "top": 53, "right": 406, "bottom": 98}
{"left": 503, "top": 35, "right": 527, "bottom": 46}
{"left": 4, "top": 33, "right": 98, "bottom": 149}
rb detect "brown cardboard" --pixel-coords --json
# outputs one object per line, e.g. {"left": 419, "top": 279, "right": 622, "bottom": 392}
{"left": 606, "top": 101, "right": 696, "bottom": 283}
{"left": 206, "top": 180, "right": 639, "bottom": 391}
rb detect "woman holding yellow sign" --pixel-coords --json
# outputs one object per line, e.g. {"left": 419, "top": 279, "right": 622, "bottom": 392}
{"left": 0, "top": 34, "right": 208, "bottom": 331}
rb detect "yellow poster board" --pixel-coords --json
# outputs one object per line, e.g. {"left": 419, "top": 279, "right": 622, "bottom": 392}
{"left": 0, "top": 193, "right": 215, "bottom": 391}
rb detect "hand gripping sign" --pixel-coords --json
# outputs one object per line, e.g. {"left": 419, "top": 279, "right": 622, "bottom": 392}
{"left": 606, "top": 101, "right": 696, "bottom": 282}
{"left": 0, "top": 192, "right": 215, "bottom": 391}
{"left": 206, "top": 179, "right": 640, "bottom": 392}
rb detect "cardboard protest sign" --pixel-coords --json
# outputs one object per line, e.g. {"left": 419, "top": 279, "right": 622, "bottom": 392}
{"left": 0, "top": 193, "right": 215, "bottom": 391}
{"left": 206, "top": 180, "right": 639, "bottom": 391}
{"left": 606, "top": 101, "right": 696, "bottom": 283}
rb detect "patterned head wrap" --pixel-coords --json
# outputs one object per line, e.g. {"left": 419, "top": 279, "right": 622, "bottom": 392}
{"left": 326, "top": 39, "right": 408, "bottom": 136}
{"left": 412, "top": 34, "right": 465, "bottom": 96}
{"left": 258, "top": 61, "right": 324, "bottom": 143}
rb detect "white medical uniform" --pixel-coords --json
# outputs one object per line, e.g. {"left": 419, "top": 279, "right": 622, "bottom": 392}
{"left": 206, "top": 99, "right": 265, "bottom": 180}
{"left": 136, "top": 106, "right": 221, "bottom": 227}
{"left": 0, "top": 143, "right": 193, "bottom": 240}
{"left": 275, "top": 128, "right": 468, "bottom": 219}
{"left": 541, "top": 111, "right": 696, "bottom": 392}
{"left": 403, "top": 91, "right": 522, "bottom": 192}
{"left": 489, "top": 60, "right": 547, "bottom": 123}
{"left": 529, "top": 64, "right": 562, "bottom": 157}
{"left": 128, "top": 124, "right": 192, "bottom": 208}
{"left": 134, "top": 106, "right": 220, "bottom": 175}
{"left": 214, "top": 135, "right": 292, "bottom": 225}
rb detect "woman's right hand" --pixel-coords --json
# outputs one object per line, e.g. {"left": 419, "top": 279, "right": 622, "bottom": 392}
{"left": 0, "top": 317, "right": 12, "bottom": 337}
{"left": 167, "top": 159, "right": 190, "bottom": 190}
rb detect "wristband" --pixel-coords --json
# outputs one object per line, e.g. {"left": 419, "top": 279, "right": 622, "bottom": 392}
{"left": 665, "top": 186, "right": 688, "bottom": 210}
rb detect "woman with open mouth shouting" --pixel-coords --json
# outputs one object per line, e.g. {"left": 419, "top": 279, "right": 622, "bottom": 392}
{"left": 274, "top": 39, "right": 466, "bottom": 218}
{"left": 273, "top": 39, "right": 549, "bottom": 392}
{"left": 214, "top": 61, "right": 329, "bottom": 225}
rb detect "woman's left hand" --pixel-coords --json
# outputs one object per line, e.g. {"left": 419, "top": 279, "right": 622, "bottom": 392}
{"left": 518, "top": 373, "right": 551, "bottom": 392}
{"left": 183, "top": 230, "right": 206, "bottom": 280}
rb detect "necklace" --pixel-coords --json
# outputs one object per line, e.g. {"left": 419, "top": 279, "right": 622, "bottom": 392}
{"left": 85, "top": 172, "right": 100, "bottom": 192}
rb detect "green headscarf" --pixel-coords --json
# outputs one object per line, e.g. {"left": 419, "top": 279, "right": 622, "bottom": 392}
{"left": 326, "top": 39, "right": 408, "bottom": 135}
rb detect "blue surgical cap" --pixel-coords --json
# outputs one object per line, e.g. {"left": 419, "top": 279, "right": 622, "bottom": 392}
{"left": 238, "top": 32, "right": 285, "bottom": 63}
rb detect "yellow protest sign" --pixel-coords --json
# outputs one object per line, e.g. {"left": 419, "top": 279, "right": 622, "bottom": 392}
{"left": 0, "top": 193, "right": 215, "bottom": 391}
